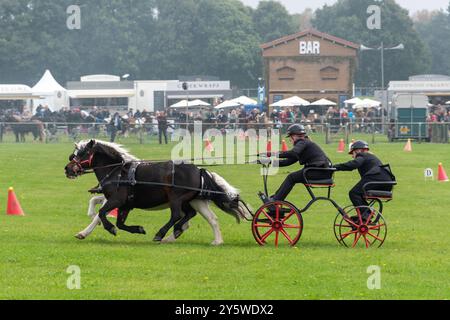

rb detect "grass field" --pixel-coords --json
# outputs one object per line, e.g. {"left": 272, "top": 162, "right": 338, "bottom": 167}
{"left": 0, "top": 134, "right": 449, "bottom": 300}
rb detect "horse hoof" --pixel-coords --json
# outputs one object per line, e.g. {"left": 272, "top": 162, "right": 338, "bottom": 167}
{"left": 109, "top": 227, "right": 118, "bottom": 236}
{"left": 139, "top": 227, "right": 146, "bottom": 235}
{"left": 75, "top": 233, "right": 86, "bottom": 240}
{"left": 211, "top": 240, "right": 224, "bottom": 246}
{"left": 174, "top": 230, "right": 183, "bottom": 239}
{"left": 161, "top": 235, "right": 176, "bottom": 244}
{"left": 153, "top": 235, "right": 163, "bottom": 242}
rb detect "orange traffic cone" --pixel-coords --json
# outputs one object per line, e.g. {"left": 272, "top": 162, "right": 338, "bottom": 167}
{"left": 108, "top": 208, "right": 118, "bottom": 218}
{"left": 404, "top": 139, "right": 412, "bottom": 152}
{"left": 438, "top": 163, "right": 449, "bottom": 182}
{"left": 205, "top": 139, "right": 214, "bottom": 153}
{"left": 6, "top": 187, "right": 25, "bottom": 216}
{"left": 337, "top": 139, "right": 345, "bottom": 153}
{"left": 266, "top": 140, "right": 272, "bottom": 157}
{"left": 281, "top": 140, "right": 289, "bottom": 152}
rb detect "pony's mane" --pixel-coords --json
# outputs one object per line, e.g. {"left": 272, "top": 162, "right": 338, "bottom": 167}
{"left": 209, "top": 172, "right": 240, "bottom": 200}
{"left": 77, "top": 140, "right": 139, "bottom": 162}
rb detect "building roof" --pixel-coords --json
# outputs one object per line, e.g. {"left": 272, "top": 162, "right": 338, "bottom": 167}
{"left": 0, "top": 84, "right": 43, "bottom": 100}
{"left": 260, "top": 28, "right": 360, "bottom": 51}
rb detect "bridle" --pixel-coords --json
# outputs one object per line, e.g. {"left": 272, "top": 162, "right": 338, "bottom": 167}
{"left": 69, "top": 149, "right": 124, "bottom": 176}
{"left": 69, "top": 150, "right": 95, "bottom": 176}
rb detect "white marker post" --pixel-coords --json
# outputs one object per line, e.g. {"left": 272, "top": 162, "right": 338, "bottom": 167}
{"left": 424, "top": 168, "right": 434, "bottom": 181}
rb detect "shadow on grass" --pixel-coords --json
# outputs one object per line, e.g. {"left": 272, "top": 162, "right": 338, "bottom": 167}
{"left": 58, "top": 236, "right": 347, "bottom": 251}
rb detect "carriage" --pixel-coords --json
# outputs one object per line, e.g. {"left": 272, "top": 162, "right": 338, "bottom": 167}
{"left": 251, "top": 161, "right": 397, "bottom": 248}
{"left": 66, "top": 139, "right": 397, "bottom": 249}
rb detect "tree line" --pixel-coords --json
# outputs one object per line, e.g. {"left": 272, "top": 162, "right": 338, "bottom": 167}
{"left": 0, "top": 0, "right": 449, "bottom": 89}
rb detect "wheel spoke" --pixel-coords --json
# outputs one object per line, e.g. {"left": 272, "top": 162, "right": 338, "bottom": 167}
{"left": 280, "top": 228, "right": 294, "bottom": 245}
{"left": 274, "top": 230, "right": 279, "bottom": 246}
{"left": 367, "top": 232, "right": 384, "bottom": 242}
{"left": 254, "top": 224, "right": 272, "bottom": 228}
{"left": 356, "top": 208, "right": 363, "bottom": 225}
{"left": 335, "top": 224, "right": 353, "bottom": 228}
{"left": 369, "top": 224, "right": 385, "bottom": 230}
{"left": 352, "top": 233, "right": 362, "bottom": 248}
{"left": 343, "top": 217, "right": 359, "bottom": 228}
{"left": 283, "top": 224, "right": 301, "bottom": 229}
{"left": 282, "top": 210, "right": 295, "bottom": 223}
{"left": 365, "top": 210, "right": 376, "bottom": 225}
{"left": 262, "top": 210, "right": 274, "bottom": 223}
{"left": 341, "top": 230, "right": 358, "bottom": 240}
{"left": 276, "top": 205, "right": 280, "bottom": 221}
{"left": 260, "top": 228, "right": 275, "bottom": 242}
{"left": 363, "top": 234, "right": 370, "bottom": 248}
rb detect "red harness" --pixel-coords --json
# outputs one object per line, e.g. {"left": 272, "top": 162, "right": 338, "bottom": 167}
{"left": 71, "top": 152, "right": 94, "bottom": 174}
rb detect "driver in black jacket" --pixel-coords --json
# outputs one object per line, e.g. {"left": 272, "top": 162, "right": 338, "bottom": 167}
{"left": 334, "top": 141, "right": 395, "bottom": 221}
{"left": 270, "top": 124, "right": 332, "bottom": 202}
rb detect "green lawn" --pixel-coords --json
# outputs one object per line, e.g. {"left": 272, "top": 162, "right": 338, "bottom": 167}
{"left": 0, "top": 135, "right": 449, "bottom": 300}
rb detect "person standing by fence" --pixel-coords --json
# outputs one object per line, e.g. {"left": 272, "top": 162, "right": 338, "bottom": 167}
{"left": 157, "top": 111, "right": 170, "bottom": 145}
{"left": 109, "top": 112, "right": 122, "bottom": 143}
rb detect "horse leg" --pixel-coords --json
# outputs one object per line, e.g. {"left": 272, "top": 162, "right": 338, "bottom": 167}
{"left": 162, "top": 203, "right": 197, "bottom": 244}
{"left": 116, "top": 209, "right": 146, "bottom": 235}
{"left": 76, "top": 214, "right": 102, "bottom": 240}
{"left": 88, "top": 196, "right": 106, "bottom": 219}
{"left": 191, "top": 200, "right": 224, "bottom": 246}
{"left": 99, "top": 198, "right": 126, "bottom": 236}
{"left": 153, "top": 200, "right": 184, "bottom": 242}
{"left": 75, "top": 196, "right": 106, "bottom": 239}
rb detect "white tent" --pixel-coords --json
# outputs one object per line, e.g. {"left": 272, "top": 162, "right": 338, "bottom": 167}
{"left": 189, "top": 99, "right": 211, "bottom": 107}
{"left": 170, "top": 99, "right": 212, "bottom": 111}
{"left": 271, "top": 96, "right": 310, "bottom": 108}
{"left": 215, "top": 100, "right": 241, "bottom": 109}
{"left": 169, "top": 100, "right": 189, "bottom": 109}
{"left": 32, "top": 70, "right": 68, "bottom": 112}
{"left": 283, "top": 96, "right": 310, "bottom": 106}
{"left": 353, "top": 98, "right": 381, "bottom": 109}
{"left": 344, "top": 97, "right": 364, "bottom": 105}
{"left": 270, "top": 100, "right": 295, "bottom": 108}
{"left": 231, "top": 96, "right": 257, "bottom": 106}
{"left": 310, "top": 99, "right": 337, "bottom": 106}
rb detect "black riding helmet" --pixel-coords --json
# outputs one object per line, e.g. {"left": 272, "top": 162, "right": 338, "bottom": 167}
{"left": 286, "top": 124, "right": 307, "bottom": 137}
{"left": 349, "top": 140, "right": 370, "bottom": 154}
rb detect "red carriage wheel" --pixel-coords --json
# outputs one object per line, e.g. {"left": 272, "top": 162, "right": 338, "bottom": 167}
{"left": 334, "top": 206, "right": 387, "bottom": 248}
{"left": 252, "top": 201, "right": 303, "bottom": 247}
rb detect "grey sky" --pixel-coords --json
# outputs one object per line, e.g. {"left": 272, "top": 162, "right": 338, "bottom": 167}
{"left": 241, "top": 0, "right": 450, "bottom": 14}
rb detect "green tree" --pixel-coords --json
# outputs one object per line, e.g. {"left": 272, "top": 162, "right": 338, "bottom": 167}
{"left": 313, "top": 0, "right": 431, "bottom": 87}
{"left": 292, "top": 8, "right": 314, "bottom": 32}
{"left": 415, "top": 6, "right": 450, "bottom": 76}
{"left": 252, "top": 1, "right": 296, "bottom": 43}
{"left": 0, "top": 0, "right": 283, "bottom": 88}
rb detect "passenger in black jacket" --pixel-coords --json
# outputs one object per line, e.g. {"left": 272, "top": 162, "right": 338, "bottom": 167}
{"left": 271, "top": 124, "right": 332, "bottom": 201}
{"left": 334, "top": 141, "right": 395, "bottom": 220}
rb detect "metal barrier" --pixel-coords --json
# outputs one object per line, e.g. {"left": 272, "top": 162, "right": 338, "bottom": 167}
{"left": 0, "top": 121, "right": 448, "bottom": 144}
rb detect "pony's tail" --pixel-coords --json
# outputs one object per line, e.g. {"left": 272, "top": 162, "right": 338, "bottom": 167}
{"left": 200, "top": 169, "right": 248, "bottom": 223}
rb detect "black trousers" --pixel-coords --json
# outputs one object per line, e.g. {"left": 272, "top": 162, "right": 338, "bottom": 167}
{"left": 349, "top": 176, "right": 393, "bottom": 218}
{"left": 110, "top": 127, "right": 118, "bottom": 143}
{"left": 273, "top": 168, "right": 331, "bottom": 201}
{"left": 159, "top": 128, "right": 168, "bottom": 144}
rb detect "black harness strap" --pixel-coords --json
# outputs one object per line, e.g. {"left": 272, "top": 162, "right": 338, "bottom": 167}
{"left": 128, "top": 161, "right": 141, "bottom": 186}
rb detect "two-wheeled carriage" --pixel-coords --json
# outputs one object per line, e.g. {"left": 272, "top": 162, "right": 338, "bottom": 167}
{"left": 251, "top": 161, "right": 397, "bottom": 248}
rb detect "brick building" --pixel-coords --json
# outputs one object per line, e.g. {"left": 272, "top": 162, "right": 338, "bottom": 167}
{"left": 261, "top": 29, "right": 359, "bottom": 108}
